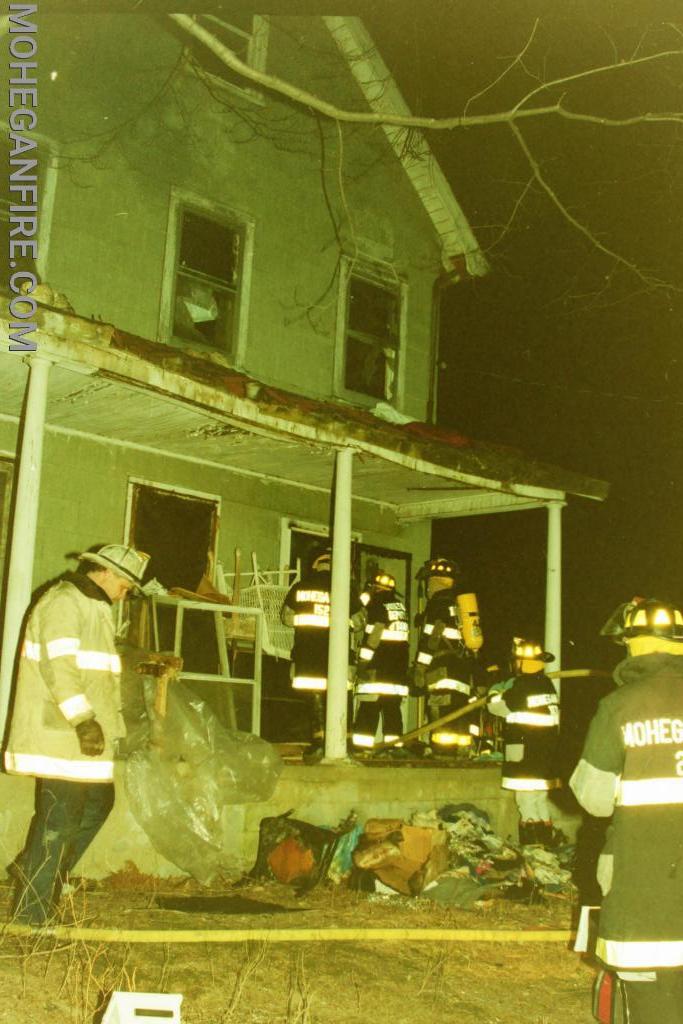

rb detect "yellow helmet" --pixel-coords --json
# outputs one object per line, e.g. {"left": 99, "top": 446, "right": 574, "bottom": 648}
{"left": 623, "top": 599, "right": 683, "bottom": 642}
{"left": 512, "top": 637, "right": 554, "bottom": 666}
{"left": 371, "top": 571, "right": 396, "bottom": 591}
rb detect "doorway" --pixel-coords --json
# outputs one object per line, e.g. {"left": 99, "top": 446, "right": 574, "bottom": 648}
{"left": 126, "top": 481, "right": 232, "bottom": 719}
{"left": 127, "top": 480, "right": 219, "bottom": 591}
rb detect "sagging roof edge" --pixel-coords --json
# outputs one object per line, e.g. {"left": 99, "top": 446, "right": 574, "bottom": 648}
{"left": 0, "top": 303, "right": 609, "bottom": 504}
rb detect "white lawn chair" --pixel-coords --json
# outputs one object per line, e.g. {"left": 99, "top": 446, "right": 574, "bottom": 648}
{"left": 218, "top": 552, "right": 297, "bottom": 660}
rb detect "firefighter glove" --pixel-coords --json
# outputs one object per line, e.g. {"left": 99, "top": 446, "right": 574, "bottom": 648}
{"left": 75, "top": 718, "right": 105, "bottom": 757}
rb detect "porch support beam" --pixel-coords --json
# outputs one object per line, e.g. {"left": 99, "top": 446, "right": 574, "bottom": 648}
{"left": 325, "top": 447, "right": 354, "bottom": 761}
{"left": 544, "top": 501, "right": 565, "bottom": 697}
{"left": 0, "top": 356, "right": 52, "bottom": 738}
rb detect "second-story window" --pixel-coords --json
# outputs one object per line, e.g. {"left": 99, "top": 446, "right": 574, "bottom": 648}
{"left": 186, "top": 15, "right": 269, "bottom": 99}
{"left": 172, "top": 209, "right": 242, "bottom": 352}
{"left": 344, "top": 273, "right": 401, "bottom": 401}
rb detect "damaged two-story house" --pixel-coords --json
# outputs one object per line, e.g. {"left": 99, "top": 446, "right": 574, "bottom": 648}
{"left": 0, "top": 13, "right": 606, "bottom": 873}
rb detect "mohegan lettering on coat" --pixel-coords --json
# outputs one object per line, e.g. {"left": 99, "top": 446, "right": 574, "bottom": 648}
{"left": 622, "top": 717, "right": 683, "bottom": 747}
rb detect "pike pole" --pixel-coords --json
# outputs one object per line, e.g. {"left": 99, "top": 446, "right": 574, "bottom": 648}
{"left": 373, "top": 669, "right": 610, "bottom": 753}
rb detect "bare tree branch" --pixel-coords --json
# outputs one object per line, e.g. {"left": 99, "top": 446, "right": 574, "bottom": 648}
{"left": 508, "top": 121, "right": 678, "bottom": 290}
{"left": 169, "top": 14, "right": 682, "bottom": 290}
{"left": 169, "top": 14, "right": 683, "bottom": 132}
{"left": 483, "top": 176, "right": 536, "bottom": 253}
{"left": 510, "top": 47, "right": 683, "bottom": 113}
{"left": 463, "top": 18, "right": 541, "bottom": 117}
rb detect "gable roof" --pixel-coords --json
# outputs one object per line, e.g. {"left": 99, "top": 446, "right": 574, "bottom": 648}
{"left": 324, "top": 17, "right": 488, "bottom": 281}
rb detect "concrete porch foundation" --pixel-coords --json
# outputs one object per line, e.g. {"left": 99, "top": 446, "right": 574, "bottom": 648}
{"left": 0, "top": 764, "right": 577, "bottom": 881}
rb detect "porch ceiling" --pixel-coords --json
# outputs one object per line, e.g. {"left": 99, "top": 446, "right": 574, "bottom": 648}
{"left": 0, "top": 353, "right": 552, "bottom": 520}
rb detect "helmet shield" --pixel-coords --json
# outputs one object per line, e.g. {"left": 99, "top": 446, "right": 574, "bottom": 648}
{"left": 600, "top": 601, "right": 638, "bottom": 644}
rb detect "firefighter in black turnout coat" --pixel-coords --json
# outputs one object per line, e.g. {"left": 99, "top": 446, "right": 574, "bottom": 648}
{"left": 413, "top": 557, "right": 484, "bottom": 754}
{"left": 571, "top": 598, "right": 683, "bottom": 1023}
{"left": 487, "top": 638, "right": 561, "bottom": 846}
{"left": 282, "top": 550, "right": 363, "bottom": 753}
{"left": 351, "top": 572, "right": 410, "bottom": 750}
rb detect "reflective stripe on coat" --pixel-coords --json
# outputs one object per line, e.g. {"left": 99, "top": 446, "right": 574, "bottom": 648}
{"left": 4, "top": 579, "right": 124, "bottom": 783}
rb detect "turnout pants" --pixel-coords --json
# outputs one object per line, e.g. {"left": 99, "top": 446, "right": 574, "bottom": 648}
{"left": 11, "top": 777, "right": 115, "bottom": 926}
{"left": 620, "top": 970, "right": 683, "bottom": 1024}
{"left": 353, "top": 696, "right": 403, "bottom": 746}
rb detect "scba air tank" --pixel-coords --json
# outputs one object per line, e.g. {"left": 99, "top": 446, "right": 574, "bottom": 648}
{"left": 456, "top": 592, "right": 483, "bottom": 652}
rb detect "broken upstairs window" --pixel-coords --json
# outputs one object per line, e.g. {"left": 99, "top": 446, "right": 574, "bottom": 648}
{"left": 173, "top": 208, "right": 241, "bottom": 352}
{"left": 183, "top": 14, "right": 269, "bottom": 98}
{"left": 344, "top": 274, "right": 400, "bottom": 401}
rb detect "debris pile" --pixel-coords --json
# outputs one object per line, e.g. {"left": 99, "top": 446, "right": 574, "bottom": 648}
{"left": 249, "top": 802, "right": 575, "bottom": 907}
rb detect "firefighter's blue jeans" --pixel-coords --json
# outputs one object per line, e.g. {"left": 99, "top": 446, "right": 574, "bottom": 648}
{"left": 11, "top": 777, "right": 115, "bottom": 926}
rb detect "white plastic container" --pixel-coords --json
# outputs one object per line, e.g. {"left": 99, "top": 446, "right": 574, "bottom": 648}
{"left": 101, "top": 991, "right": 183, "bottom": 1024}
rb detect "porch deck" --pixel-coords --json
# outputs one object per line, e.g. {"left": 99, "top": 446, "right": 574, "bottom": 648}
{"left": 0, "top": 760, "right": 578, "bottom": 882}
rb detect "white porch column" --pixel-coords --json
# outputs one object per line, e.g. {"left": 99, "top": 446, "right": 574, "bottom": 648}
{"left": 325, "top": 447, "right": 353, "bottom": 761}
{"left": 0, "top": 356, "right": 52, "bottom": 737}
{"left": 544, "top": 500, "right": 564, "bottom": 697}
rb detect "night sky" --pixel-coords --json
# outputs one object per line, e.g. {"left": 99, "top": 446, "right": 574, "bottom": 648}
{"left": 363, "top": 0, "right": 683, "bottom": 673}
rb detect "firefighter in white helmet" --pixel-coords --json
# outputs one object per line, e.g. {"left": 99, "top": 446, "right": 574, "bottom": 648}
{"left": 571, "top": 598, "right": 683, "bottom": 1023}
{"left": 281, "top": 548, "right": 363, "bottom": 756}
{"left": 5, "top": 544, "right": 150, "bottom": 926}
{"left": 351, "top": 571, "right": 410, "bottom": 751}
{"left": 487, "top": 637, "right": 561, "bottom": 847}
{"left": 412, "top": 557, "right": 484, "bottom": 754}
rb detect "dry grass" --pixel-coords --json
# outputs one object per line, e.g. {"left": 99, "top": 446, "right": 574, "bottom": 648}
{"left": 0, "top": 876, "right": 596, "bottom": 1024}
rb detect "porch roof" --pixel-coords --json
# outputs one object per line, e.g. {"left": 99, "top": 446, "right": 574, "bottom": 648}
{"left": 0, "top": 302, "right": 608, "bottom": 520}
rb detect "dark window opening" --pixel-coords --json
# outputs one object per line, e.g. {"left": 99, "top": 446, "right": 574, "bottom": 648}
{"left": 128, "top": 484, "right": 231, "bottom": 720}
{"left": 172, "top": 209, "right": 241, "bottom": 351}
{"left": 344, "top": 275, "right": 400, "bottom": 400}
{"left": 129, "top": 483, "right": 217, "bottom": 592}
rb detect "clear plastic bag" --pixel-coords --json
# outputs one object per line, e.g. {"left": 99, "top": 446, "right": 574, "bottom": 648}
{"left": 124, "top": 680, "right": 283, "bottom": 884}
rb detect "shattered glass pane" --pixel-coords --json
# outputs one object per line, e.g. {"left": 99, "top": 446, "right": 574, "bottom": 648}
{"left": 345, "top": 338, "right": 392, "bottom": 399}
{"left": 173, "top": 210, "right": 239, "bottom": 350}
{"left": 173, "top": 272, "right": 235, "bottom": 349}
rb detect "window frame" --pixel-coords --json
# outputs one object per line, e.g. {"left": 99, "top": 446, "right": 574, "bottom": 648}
{"left": 279, "top": 516, "right": 363, "bottom": 579}
{"left": 159, "top": 188, "right": 254, "bottom": 365}
{"left": 333, "top": 256, "right": 407, "bottom": 409}
{"left": 183, "top": 14, "right": 269, "bottom": 106}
